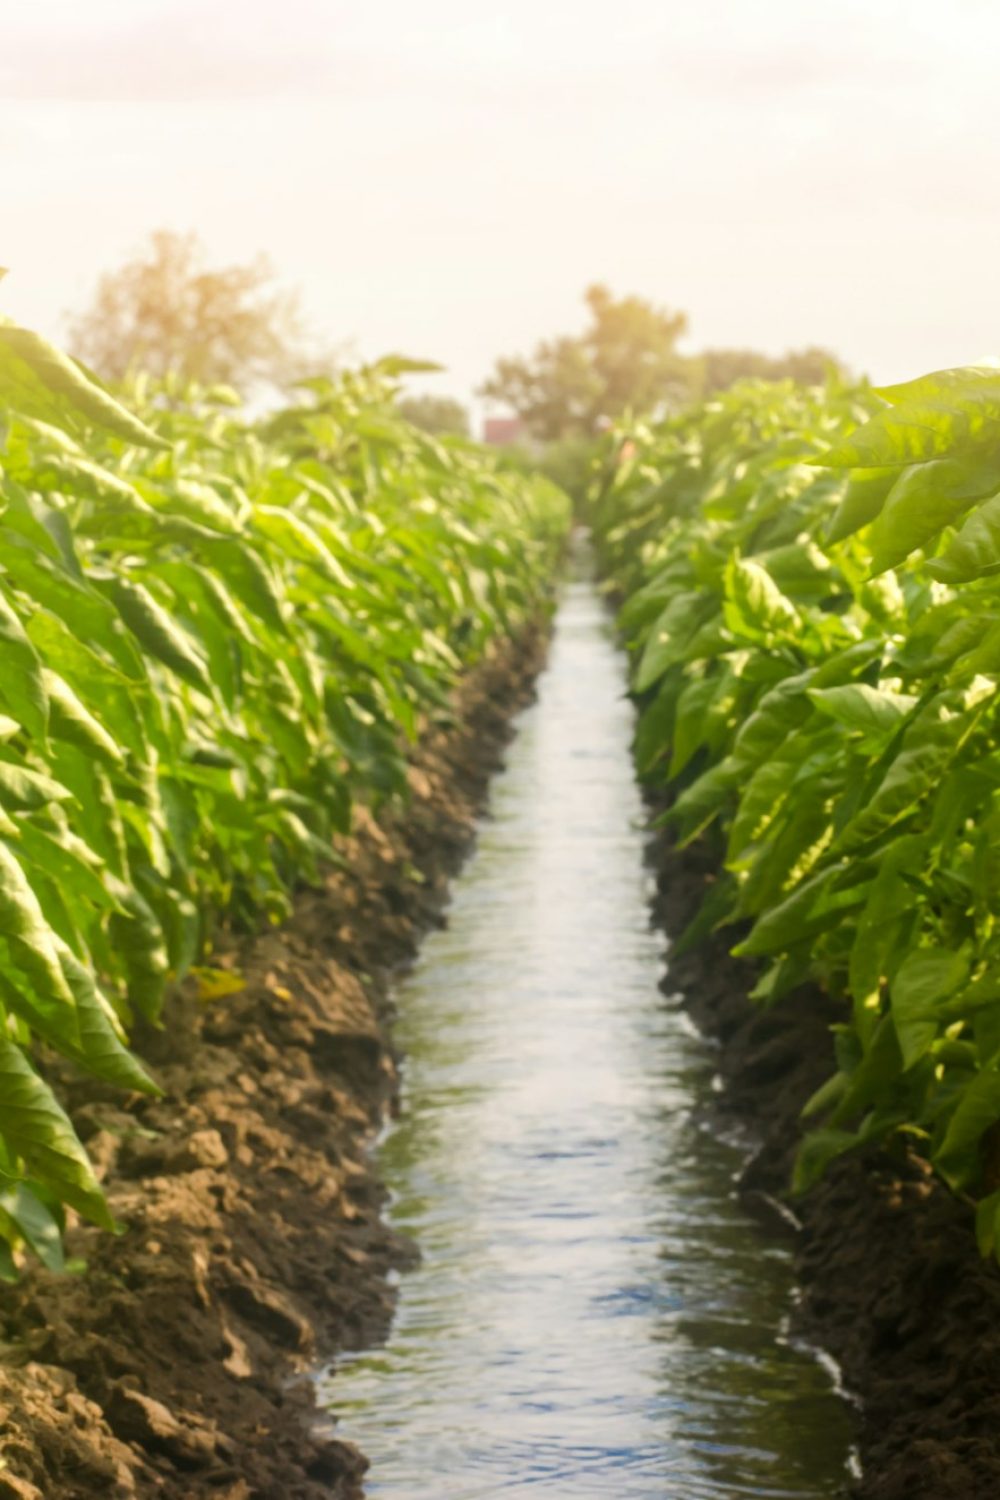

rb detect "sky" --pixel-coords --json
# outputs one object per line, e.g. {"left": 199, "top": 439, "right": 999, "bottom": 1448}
{"left": 2, "top": 0, "right": 1000, "bottom": 418}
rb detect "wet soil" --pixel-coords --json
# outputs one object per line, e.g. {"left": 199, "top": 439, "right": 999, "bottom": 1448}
{"left": 648, "top": 824, "right": 1000, "bottom": 1500}
{"left": 0, "top": 625, "right": 548, "bottom": 1500}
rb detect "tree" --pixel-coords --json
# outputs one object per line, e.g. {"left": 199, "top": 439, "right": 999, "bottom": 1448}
{"left": 697, "top": 345, "right": 844, "bottom": 393}
{"left": 68, "top": 230, "right": 311, "bottom": 391}
{"left": 479, "top": 285, "right": 691, "bottom": 441}
{"left": 397, "top": 393, "right": 470, "bottom": 437}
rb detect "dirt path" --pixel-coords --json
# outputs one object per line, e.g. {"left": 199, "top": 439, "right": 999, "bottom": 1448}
{"left": 648, "top": 826, "right": 1000, "bottom": 1500}
{"left": 0, "top": 625, "right": 548, "bottom": 1500}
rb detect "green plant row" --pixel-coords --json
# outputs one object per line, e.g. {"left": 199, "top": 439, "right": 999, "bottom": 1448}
{"left": 590, "top": 366, "right": 1000, "bottom": 1261}
{"left": 0, "top": 312, "right": 570, "bottom": 1273}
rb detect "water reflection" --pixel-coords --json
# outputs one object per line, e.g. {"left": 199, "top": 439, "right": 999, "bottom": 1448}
{"left": 317, "top": 570, "right": 855, "bottom": 1497}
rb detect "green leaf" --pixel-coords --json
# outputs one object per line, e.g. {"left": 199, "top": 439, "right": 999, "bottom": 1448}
{"left": 43, "top": 671, "right": 125, "bottom": 768}
{"left": 0, "top": 325, "right": 168, "bottom": 449}
{"left": 808, "top": 683, "right": 917, "bottom": 738}
{"left": 816, "top": 369, "right": 1000, "bottom": 470}
{"left": 826, "top": 467, "right": 897, "bottom": 543}
{"left": 0, "top": 583, "right": 49, "bottom": 740}
{"left": 14, "top": 820, "right": 116, "bottom": 916}
{"left": 836, "top": 742, "right": 952, "bottom": 852}
{"left": 792, "top": 1127, "right": 864, "bottom": 1194}
{"left": 667, "top": 760, "right": 741, "bottom": 844}
{"left": 252, "top": 506, "right": 356, "bottom": 591}
{"left": 734, "top": 863, "right": 867, "bottom": 958}
{"left": 848, "top": 847, "right": 921, "bottom": 1043}
{"left": 727, "top": 747, "right": 798, "bottom": 860}
{"left": 53, "top": 940, "right": 160, "bottom": 1095}
{"left": 935, "top": 1067, "right": 1000, "bottom": 1191}
{"left": 26, "top": 613, "right": 150, "bottom": 761}
{"left": 891, "top": 946, "right": 970, "bottom": 1070}
{"left": 0, "top": 764, "right": 74, "bottom": 812}
{"left": 795, "top": 1109, "right": 905, "bottom": 1191}
{"left": 926, "top": 491, "right": 1000, "bottom": 583}
{"left": 0, "top": 842, "right": 78, "bottom": 1042}
{"left": 0, "top": 531, "right": 144, "bottom": 679}
{"left": 669, "top": 674, "right": 725, "bottom": 776}
{"left": 730, "top": 675, "right": 812, "bottom": 772}
{"left": 199, "top": 537, "right": 287, "bottom": 636}
{"left": 723, "top": 556, "right": 798, "bottom": 636}
{"left": 633, "top": 591, "right": 711, "bottom": 692}
{"left": 868, "top": 457, "right": 1000, "bottom": 574}
{"left": 151, "top": 478, "right": 242, "bottom": 534}
{"left": 101, "top": 576, "right": 213, "bottom": 696}
{"left": 634, "top": 673, "right": 683, "bottom": 774}
{"left": 0, "top": 1035, "right": 111, "bottom": 1227}
{"left": 0, "top": 1183, "right": 64, "bottom": 1271}
{"left": 369, "top": 354, "right": 444, "bottom": 377}
{"left": 107, "top": 883, "right": 170, "bottom": 1021}
{"left": 975, "top": 1187, "right": 1000, "bottom": 1258}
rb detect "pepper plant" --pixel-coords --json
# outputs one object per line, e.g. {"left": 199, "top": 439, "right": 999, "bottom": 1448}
{"left": 592, "top": 367, "right": 1000, "bottom": 1259}
{"left": 0, "top": 304, "right": 569, "bottom": 1272}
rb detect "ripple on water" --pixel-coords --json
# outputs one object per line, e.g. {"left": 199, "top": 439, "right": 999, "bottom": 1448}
{"left": 317, "top": 567, "right": 855, "bottom": 1498}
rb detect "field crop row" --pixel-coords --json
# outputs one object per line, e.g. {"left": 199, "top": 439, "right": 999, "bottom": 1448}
{"left": 0, "top": 317, "right": 570, "bottom": 1271}
{"left": 591, "top": 368, "right": 1000, "bottom": 1258}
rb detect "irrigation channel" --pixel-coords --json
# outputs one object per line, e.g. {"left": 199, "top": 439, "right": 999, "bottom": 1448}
{"left": 318, "top": 553, "right": 857, "bottom": 1497}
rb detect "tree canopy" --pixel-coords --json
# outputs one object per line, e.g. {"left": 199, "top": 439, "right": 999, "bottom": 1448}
{"left": 696, "top": 345, "right": 844, "bottom": 393}
{"left": 397, "top": 393, "right": 470, "bottom": 437}
{"left": 68, "top": 230, "right": 310, "bottom": 391}
{"left": 479, "top": 285, "right": 691, "bottom": 441}
{"left": 480, "top": 286, "right": 845, "bottom": 442}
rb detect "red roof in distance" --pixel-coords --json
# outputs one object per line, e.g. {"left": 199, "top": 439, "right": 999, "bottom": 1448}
{"left": 482, "top": 416, "right": 524, "bottom": 446}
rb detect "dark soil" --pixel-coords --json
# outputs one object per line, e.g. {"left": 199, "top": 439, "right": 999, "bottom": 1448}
{"left": 0, "top": 624, "right": 548, "bottom": 1500}
{"left": 648, "top": 824, "right": 1000, "bottom": 1500}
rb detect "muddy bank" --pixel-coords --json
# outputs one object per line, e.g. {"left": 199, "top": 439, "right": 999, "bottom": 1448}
{"left": 648, "top": 824, "right": 1000, "bottom": 1500}
{"left": 0, "top": 624, "right": 549, "bottom": 1500}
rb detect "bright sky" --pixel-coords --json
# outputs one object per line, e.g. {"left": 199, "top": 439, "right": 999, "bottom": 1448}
{"left": 3, "top": 0, "right": 999, "bottom": 414}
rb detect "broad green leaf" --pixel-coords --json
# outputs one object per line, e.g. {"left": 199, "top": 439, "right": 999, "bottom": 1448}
{"left": 792, "top": 1127, "right": 865, "bottom": 1194}
{"left": 26, "top": 612, "right": 151, "bottom": 760}
{"left": 107, "top": 883, "right": 170, "bottom": 1021}
{"left": 669, "top": 674, "right": 725, "bottom": 776}
{"left": 975, "top": 1187, "right": 1000, "bottom": 1259}
{"left": 927, "top": 491, "right": 1000, "bottom": 583}
{"left": 808, "top": 683, "right": 917, "bottom": 738}
{"left": 101, "top": 576, "right": 213, "bottom": 696}
{"left": 634, "top": 673, "right": 683, "bottom": 773}
{"left": 252, "top": 506, "right": 355, "bottom": 591}
{"left": 730, "top": 675, "right": 812, "bottom": 772}
{"left": 152, "top": 478, "right": 242, "bottom": 534}
{"left": 723, "top": 557, "right": 798, "bottom": 636}
{"left": 14, "top": 820, "right": 115, "bottom": 915}
{"left": 0, "top": 531, "right": 144, "bottom": 679}
{"left": 0, "top": 325, "right": 168, "bottom": 449}
{"left": 667, "top": 760, "right": 741, "bottom": 844}
{"left": 891, "top": 946, "right": 970, "bottom": 1069}
{"left": 826, "top": 467, "right": 897, "bottom": 542}
{"left": 734, "top": 864, "right": 867, "bottom": 958}
{"left": 199, "top": 537, "right": 287, "bottom": 636}
{"left": 0, "top": 842, "right": 78, "bottom": 1040}
{"left": 0, "top": 1035, "right": 112, "bottom": 1227}
{"left": 836, "top": 742, "right": 952, "bottom": 852}
{"left": 54, "top": 940, "right": 160, "bottom": 1095}
{"left": 0, "top": 1184, "right": 64, "bottom": 1271}
{"left": 727, "top": 746, "right": 798, "bottom": 860}
{"left": 868, "top": 457, "right": 1000, "bottom": 574}
{"left": 0, "top": 583, "right": 48, "bottom": 740}
{"left": 43, "top": 671, "right": 125, "bottom": 767}
{"left": 633, "top": 591, "right": 711, "bottom": 692}
{"left": 0, "top": 764, "right": 74, "bottom": 812}
{"left": 935, "top": 1067, "right": 1000, "bottom": 1191}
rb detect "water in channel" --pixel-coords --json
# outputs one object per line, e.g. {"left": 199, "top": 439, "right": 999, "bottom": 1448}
{"left": 318, "top": 563, "right": 855, "bottom": 1498}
